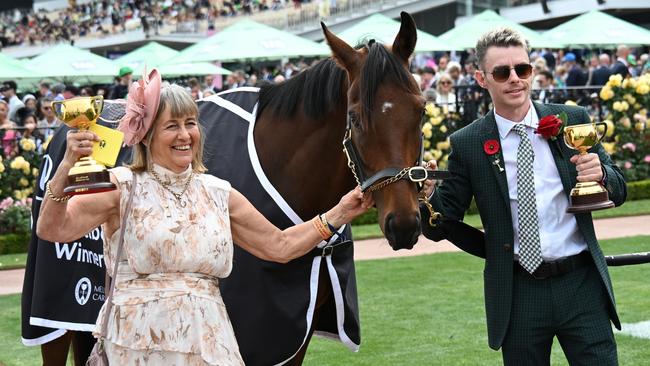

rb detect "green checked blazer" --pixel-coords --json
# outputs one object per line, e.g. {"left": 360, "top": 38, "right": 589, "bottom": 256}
{"left": 429, "top": 102, "right": 627, "bottom": 350}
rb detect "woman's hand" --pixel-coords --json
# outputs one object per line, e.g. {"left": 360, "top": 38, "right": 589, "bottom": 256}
{"left": 326, "top": 186, "right": 374, "bottom": 229}
{"left": 64, "top": 129, "right": 99, "bottom": 167}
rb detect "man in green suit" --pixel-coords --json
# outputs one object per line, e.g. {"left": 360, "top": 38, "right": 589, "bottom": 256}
{"left": 422, "top": 28, "right": 625, "bottom": 365}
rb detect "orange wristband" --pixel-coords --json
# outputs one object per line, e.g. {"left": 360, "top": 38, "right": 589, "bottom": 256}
{"left": 312, "top": 216, "right": 333, "bottom": 240}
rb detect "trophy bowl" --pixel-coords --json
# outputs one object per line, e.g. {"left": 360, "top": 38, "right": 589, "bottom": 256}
{"left": 563, "top": 121, "right": 614, "bottom": 213}
{"left": 52, "top": 96, "right": 117, "bottom": 195}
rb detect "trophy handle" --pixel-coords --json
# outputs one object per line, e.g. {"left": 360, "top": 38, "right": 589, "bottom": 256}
{"left": 91, "top": 96, "right": 104, "bottom": 118}
{"left": 594, "top": 121, "right": 607, "bottom": 142}
{"left": 52, "top": 100, "right": 66, "bottom": 121}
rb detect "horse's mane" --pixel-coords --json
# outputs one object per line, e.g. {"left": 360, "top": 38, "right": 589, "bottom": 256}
{"left": 257, "top": 58, "right": 347, "bottom": 120}
{"left": 257, "top": 41, "right": 418, "bottom": 122}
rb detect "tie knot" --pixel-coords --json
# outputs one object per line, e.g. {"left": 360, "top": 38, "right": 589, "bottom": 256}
{"left": 512, "top": 123, "right": 528, "bottom": 137}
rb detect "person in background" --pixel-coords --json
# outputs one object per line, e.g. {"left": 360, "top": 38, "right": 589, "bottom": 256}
{"left": 611, "top": 45, "right": 630, "bottom": 78}
{"left": 1, "top": 80, "right": 25, "bottom": 122}
{"left": 554, "top": 65, "right": 567, "bottom": 88}
{"left": 446, "top": 61, "right": 462, "bottom": 86}
{"left": 533, "top": 70, "right": 554, "bottom": 103}
{"left": 108, "top": 67, "right": 133, "bottom": 99}
{"left": 37, "top": 97, "right": 61, "bottom": 140}
{"left": 420, "top": 66, "right": 436, "bottom": 91}
{"left": 563, "top": 53, "right": 587, "bottom": 87}
{"left": 36, "top": 70, "right": 373, "bottom": 365}
{"left": 22, "top": 94, "right": 38, "bottom": 112}
{"left": 589, "top": 53, "right": 612, "bottom": 86}
{"left": 39, "top": 82, "right": 53, "bottom": 99}
{"left": 0, "top": 100, "right": 18, "bottom": 157}
{"left": 435, "top": 72, "right": 457, "bottom": 112}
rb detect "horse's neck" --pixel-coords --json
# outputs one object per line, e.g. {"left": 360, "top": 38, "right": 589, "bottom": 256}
{"left": 253, "top": 110, "right": 356, "bottom": 219}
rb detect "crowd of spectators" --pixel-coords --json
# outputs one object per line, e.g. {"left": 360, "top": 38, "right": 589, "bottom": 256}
{"left": 0, "top": 0, "right": 312, "bottom": 49}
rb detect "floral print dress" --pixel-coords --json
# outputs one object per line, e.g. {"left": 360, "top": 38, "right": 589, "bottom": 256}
{"left": 96, "top": 164, "right": 245, "bottom": 365}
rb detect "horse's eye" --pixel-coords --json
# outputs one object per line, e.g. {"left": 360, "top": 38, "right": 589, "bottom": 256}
{"left": 348, "top": 111, "right": 361, "bottom": 129}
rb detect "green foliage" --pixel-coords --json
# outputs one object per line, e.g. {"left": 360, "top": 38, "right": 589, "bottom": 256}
{"left": 0, "top": 204, "right": 31, "bottom": 234}
{"left": 627, "top": 179, "right": 650, "bottom": 201}
{"left": 0, "top": 233, "right": 30, "bottom": 255}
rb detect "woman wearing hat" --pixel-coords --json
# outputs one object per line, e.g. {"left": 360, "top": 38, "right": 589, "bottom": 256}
{"left": 37, "top": 69, "right": 373, "bottom": 365}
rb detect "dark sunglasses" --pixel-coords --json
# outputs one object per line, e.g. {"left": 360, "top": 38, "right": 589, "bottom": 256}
{"left": 439, "top": 81, "right": 452, "bottom": 85}
{"left": 485, "top": 63, "right": 533, "bottom": 82}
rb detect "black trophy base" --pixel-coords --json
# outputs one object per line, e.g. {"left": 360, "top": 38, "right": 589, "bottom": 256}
{"left": 567, "top": 189, "right": 615, "bottom": 214}
{"left": 64, "top": 170, "right": 116, "bottom": 196}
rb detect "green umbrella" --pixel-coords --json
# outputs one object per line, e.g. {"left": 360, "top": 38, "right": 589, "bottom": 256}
{"left": 24, "top": 44, "right": 119, "bottom": 84}
{"left": 0, "top": 53, "right": 38, "bottom": 79}
{"left": 169, "top": 19, "right": 330, "bottom": 64}
{"left": 116, "top": 42, "right": 180, "bottom": 75}
{"left": 331, "top": 13, "right": 453, "bottom": 51}
{"left": 439, "top": 10, "right": 563, "bottom": 49}
{"left": 158, "top": 62, "right": 231, "bottom": 77}
{"left": 544, "top": 10, "right": 650, "bottom": 48}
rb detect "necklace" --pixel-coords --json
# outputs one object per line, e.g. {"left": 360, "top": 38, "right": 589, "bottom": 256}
{"left": 149, "top": 168, "right": 194, "bottom": 208}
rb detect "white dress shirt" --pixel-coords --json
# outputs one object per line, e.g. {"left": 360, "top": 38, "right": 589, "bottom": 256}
{"left": 494, "top": 103, "right": 587, "bottom": 261}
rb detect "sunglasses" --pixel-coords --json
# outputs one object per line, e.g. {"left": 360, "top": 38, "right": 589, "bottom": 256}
{"left": 439, "top": 81, "right": 452, "bottom": 85}
{"left": 485, "top": 63, "right": 533, "bottom": 82}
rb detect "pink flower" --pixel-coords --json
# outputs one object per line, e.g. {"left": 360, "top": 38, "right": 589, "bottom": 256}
{"left": 0, "top": 197, "right": 14, "bottom": 211}
{"left": 622, "top": 142, "right": 637, "bottom": 152}
{"left": 624, "top": 161, "right": 633, "bottom": 169}
{"left": 645, "top": 155, "right": 650, "bottom": 163}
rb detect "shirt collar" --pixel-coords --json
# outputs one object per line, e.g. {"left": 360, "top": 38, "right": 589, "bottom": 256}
{"left": 494, "top": 101, "right": 538, "bottom": 139}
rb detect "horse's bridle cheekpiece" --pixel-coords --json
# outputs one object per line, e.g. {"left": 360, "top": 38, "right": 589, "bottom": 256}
{"left": 342, "top": 113, "right": 451, "bottom": 226}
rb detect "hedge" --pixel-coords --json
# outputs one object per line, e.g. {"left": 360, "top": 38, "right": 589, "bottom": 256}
{"left": 0, "top": 233, "right": 30, "bottom": 255}
{"left": 351, "top": 179, "right": 650, "bottom": 226}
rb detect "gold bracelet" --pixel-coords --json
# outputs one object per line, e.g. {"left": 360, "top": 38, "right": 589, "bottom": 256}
{"left": 46, "top": 181, "right": 71, "bottom": 203}
{"left": 312, "top": 216, "right": 333, "bottom": 240}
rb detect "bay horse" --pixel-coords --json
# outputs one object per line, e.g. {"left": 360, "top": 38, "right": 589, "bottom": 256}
{"left": 198, "top": 12, "right": 428, "bottom": 365}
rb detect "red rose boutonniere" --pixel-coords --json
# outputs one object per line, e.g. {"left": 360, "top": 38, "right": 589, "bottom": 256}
{"left": 536, "top": 112, "right": 568, "bottom": 140}
{"left": 483, "top": 139, "right": 500, "bottom": 155}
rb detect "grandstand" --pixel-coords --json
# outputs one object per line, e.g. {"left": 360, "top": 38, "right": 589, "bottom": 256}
{"left": 1, "top": 0, "right": 649, "bottom": 59}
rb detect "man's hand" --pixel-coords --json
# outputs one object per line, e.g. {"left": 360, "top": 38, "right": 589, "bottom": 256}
{"left": 422, "top": 160, "right": 438, "bottom": 198}
{"left": 570, "top": 153, "right": 603, "bottom": 183}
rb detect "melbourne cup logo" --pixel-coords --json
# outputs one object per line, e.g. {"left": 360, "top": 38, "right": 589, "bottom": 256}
{"left": 74, "top": 277, "right": 92, "bottom": 305}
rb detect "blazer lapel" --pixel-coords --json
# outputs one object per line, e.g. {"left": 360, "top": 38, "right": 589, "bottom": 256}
{"left": 480, "top": 111, "right": 511, "bottom": 210}
{"left": 533, "top": 102, "right": 574, "bottom": 198}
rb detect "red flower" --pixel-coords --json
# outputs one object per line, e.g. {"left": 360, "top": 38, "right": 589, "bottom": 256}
{"left": 536, "top": 114, "right": 564, "bottom": 140}
{"left": 483, "top": 139, "right": 500, "bottom": 155}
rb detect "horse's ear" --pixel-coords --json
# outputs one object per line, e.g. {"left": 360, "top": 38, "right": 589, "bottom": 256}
{"left": 321, "top": 21, "right": 360, "bottom": 75}
{"left": 392, "top": 12, "right": 417, "bottom": 66}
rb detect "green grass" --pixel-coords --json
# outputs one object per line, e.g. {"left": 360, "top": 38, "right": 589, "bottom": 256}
{"left": 352, "top": 199, "right": 650, "bottom": 240}
{"left": 0, "top": 253, "right": 28, "bottom": 271}
{"left": 2, "top": 236, "right": 649, "bottom": 365}
{"left": 304, "top": 235, "right": 650, "bottom": 365}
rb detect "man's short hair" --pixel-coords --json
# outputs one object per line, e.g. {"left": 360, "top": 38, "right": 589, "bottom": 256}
{"left": 538, "top": 70, "right": 553, "bottom": 81}
{"left": 2, "top": 80, "right": 17, "bottom": 91}
{"left": 475, "top": 27, "right": 530, "bottom": 69}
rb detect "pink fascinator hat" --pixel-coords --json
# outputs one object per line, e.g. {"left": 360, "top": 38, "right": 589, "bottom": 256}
{"left": 118, "top": 68, "right": 162, "bottom": 146}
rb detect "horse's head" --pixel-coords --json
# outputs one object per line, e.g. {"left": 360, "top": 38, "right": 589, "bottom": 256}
{"left": 322, "top": 12, "right": 426, "bottom": 250}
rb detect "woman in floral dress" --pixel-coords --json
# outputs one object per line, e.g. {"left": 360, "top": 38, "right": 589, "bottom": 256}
{"left": 37, "top": 69, "right": 373, "bottom": 365}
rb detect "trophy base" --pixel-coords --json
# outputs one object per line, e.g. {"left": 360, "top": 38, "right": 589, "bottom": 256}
{"left": 64, "top": 169, "right": 116, "bottom": 196}
{"left": 567, "top": 182, "right": 615, "bottom": 214}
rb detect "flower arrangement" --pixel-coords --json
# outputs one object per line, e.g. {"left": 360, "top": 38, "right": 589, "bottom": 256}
{"left": 599, "top": 74, "right": 650, "bottom": 182}
{"left": 421, "top": 102, "right": 462, "bottom": 168}
{"left": 0, "top": 137, "right": 43, "bottom": 201}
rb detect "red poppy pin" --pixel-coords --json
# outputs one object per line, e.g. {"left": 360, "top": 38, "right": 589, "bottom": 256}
{"left": 483, "top": 139, "right": 500, "bottom": 155}
{"left": 536, "top": 112, "right": 567, "bottom": 140}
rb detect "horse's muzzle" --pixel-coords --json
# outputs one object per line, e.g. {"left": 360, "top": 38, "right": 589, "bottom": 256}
{"left": 384, "top": 212, "right": 421, "bottom": 250}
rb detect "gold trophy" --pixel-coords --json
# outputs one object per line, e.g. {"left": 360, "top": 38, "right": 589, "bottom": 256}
{"left": 52, "top": 96, "right": 120, "bottom": 195}
{"left": 563, "top": 121, "right": 614, "bottom": 213}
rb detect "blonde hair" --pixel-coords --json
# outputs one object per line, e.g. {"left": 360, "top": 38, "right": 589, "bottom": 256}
{"left": 475, "top": 27, "right": 530, "bottom": 69}
{"left": 128, "top": 83, "right": 207, "bottom": 173}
